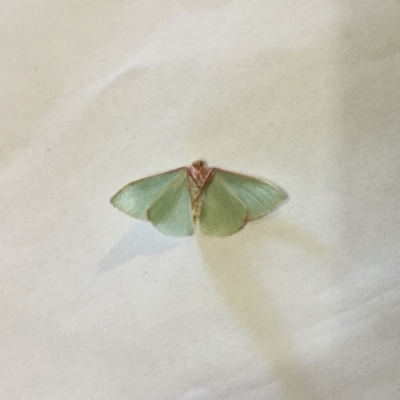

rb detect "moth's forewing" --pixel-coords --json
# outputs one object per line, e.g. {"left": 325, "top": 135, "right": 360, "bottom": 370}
{"left": 110, "top": 168, "right": 184, "bottom": 220}
{"left": 213, "top": 168, "right": 288, "bottom": 220}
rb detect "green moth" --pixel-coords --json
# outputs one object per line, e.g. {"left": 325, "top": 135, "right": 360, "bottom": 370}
{"left": 111, "top": 160, "right": 288, "bottom": 237}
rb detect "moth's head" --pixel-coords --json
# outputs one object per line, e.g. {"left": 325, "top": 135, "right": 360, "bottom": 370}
{"left": 192, "top": 160, "right": 207, "bottom": 169}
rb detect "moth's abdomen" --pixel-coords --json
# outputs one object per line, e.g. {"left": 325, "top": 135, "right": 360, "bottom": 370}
{"left": 192, "top": 197, "right": 202, "bottom": 221}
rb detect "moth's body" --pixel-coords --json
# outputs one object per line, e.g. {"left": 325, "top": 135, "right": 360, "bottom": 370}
{"left": 111, "top": 160, "right": 288, "bottom": 237}
{"left": 186, "top": 160, "right": 214, "bottom": 221}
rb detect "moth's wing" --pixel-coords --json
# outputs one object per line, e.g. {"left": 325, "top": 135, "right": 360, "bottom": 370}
{"left": 148, "top": 169, "right": 194, "bottom": 237}
{"left": 214, "top": 168, "right": 288, "bottom": 220}
{"left": 110, "top": 168, "right": 184, "bottom": 220}
{"left": 199, "top": 173, "right": 247, "bottom": 237}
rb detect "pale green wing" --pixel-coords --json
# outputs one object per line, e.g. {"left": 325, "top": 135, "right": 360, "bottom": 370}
{"left": 199, "top": 173, "right": 247, "bottom": 237}
{"left": 148, "top": 169, "right": 194, "bottom": 237}
{"left": 214, "top": 168, "right": 288, "bottom": 220}
{"left": 110, "top": 168, "right": 183, "bottom": 220}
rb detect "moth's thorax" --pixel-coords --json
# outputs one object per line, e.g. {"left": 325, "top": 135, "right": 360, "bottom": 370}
{"left": 187, "top": 160, "right": 212, "bottom": 186}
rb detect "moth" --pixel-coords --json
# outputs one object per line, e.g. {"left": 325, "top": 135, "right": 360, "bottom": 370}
{"left": 111, "top": 160, "right": 288, "bottom": 237}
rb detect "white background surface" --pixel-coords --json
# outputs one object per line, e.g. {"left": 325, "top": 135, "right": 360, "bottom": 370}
{"left": 1, "top": 1, "right": 400, "bottom": 399}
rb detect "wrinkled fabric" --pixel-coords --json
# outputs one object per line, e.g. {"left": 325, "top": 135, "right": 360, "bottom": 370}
{"left": 1, "top": 1, "right": 400, "bottom": 399}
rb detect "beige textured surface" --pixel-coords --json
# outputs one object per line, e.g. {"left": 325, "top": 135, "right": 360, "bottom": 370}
{"left": 1, "top": 1, "right": 400, "bottom": 399}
